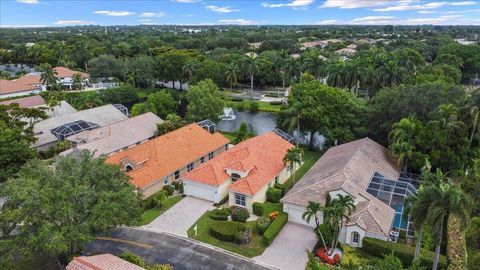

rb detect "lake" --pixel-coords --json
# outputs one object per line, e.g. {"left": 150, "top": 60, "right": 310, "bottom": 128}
{"left": 217, "top": 111, "right": 277, "bottom": 135}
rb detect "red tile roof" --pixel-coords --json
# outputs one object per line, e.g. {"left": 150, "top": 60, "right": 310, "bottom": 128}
{"left": 54, "top": 66, "right": 89, "bottom": 78}
{"left": 66, "top": 254, "right": 145, "bottom": 270}
{"left": 183, "top": 132, "right": 294, "bottom": 196}
{"left": 106, "top": 123, "right": 229, "bottom": 189}
{"left": 0, "top": 79, "right": 38, "bottom": 95}
{"left": 14, "top": 73, "right": 42, "bottom": 86}
{"left": 0, "top": 95, "right": 46, "bottom": 107}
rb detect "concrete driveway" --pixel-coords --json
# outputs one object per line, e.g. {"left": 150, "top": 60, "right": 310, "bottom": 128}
{"left": 254, "top": 223, "right": 316, "bottom": 270}
{"left": 142, "top": 196, "right": 215, "bottom": 237}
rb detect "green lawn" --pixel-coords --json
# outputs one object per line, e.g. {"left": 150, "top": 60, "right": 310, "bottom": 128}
{"left": 138, "top": 195, "right": 184, "bottom": 226}
{"left": 225, "top": 99, "right": 282, "bottom": 113}
{"left": 283, "top": 149, "right": 323, "bottom": 190}
{"left": 187, "top": 211, "right": 267, "bottom": 258}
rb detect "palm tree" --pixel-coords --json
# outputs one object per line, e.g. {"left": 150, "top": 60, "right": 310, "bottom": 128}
{"left": 389, "top": 116, "right": 422, "bottom": 170}
{"left": 324, "top": 194, "right": 356, "bottom": 256}
{"left": 283, "top": 147, "right": 303, "bottom": 181}
{"left": 39, "top": 64, "right": 58, "bottom": 90}
{"left": 225, "top": 63, "right": 238, "bottom": 91}
{"left": 243, "top": 52, "right": 263, "bottom": 100}
{"left": 72, "top": 73, "right": 83, "bottom": 90}
{"left": 326, "top": 61, "right": 346, "bottom": 88}
{"left": 303, "top": 50, "right": 327, "bottom": 81}
{"left": 302, "top": 201, "right": 328, "bottom": 251}
{"left": 183, "top": 60, "right": 196, "bottom": 83}
{"left": 284, "top": 57, "right": 301, "bottom": 83}
{"left": 47, "top": 93, "right": 61, "bottom": 117}
{"left": 416, "top": 181, "right": 471, "bottom": 270}
{"left": 467, "top": 105, "right": 479, "bottom": 149}
{"left": 404, "top": 193, "right": 430, "bottom": 260}
{"left": 280, "top": 103, "right": 302, "bottom": 145}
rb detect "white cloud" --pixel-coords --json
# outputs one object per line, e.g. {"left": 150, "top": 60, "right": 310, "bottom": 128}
{"left": 139, "top": 12, "right": 166, "bottom": 17}
{"left": 54, "top": 20, "right": 96, "bottom": 25}
{"left": 349, "top": 14, "right": 478, "bottom": 25}
{"left": 187, "top": 14, "right": 194, "bottom": 17}
{"left": 373, "top": 1, "right": 477, "bottom": 12}
{"left": 139, "top": 19, "right": 152, "bottom": 22}
{"left": 206, "top": 5, "right": 239, "bottom": 13}
{"left": 262, "top": 0, "right": 314, "bottom": 8}
{"left": 351, "top": 16, "right": 396, "bottom": 24}
{"left": 317, "top": 20, "right": 339, "bottom": 24}
{"left": 418, "top": 10, "right": 436, "bottom": 14}
{"left": 16, "top": 0, "right": 39, "bottom": 4}
{"left": 94, "top": 10, "right": 135, "bottom": 16}
{"left": 320, "top": 0, "right": 396, "bottom": 9}
{"left": 219, "top": 19, "right": 258, "bottom": 25}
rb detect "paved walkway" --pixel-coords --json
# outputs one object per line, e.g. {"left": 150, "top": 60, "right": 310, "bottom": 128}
{"left": 142, "top": 196, "right": 215, "bottom": 237}
{"left": 254, "top": 223, "right": 316, "bottom": 270}
{"left": 87, "top": 227, "right": 272, "bottom": 270}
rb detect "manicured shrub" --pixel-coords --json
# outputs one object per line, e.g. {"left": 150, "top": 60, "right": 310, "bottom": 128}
{"left": 256, "top": 216, "right": 271, "bottom": 234}
{"left": 230, "top": 206, "right": 250, "bottom": 222}
{"left": 266, "top": 187, "right": 282, "bottom": 203}
{"left": 162, "top": 184, "right": 174, "bottom": 196}
{"left": 362, "top": 237, "right": 447, "bottom": 269}
{"left": 252, "top": 202, "right": 264, "bottom": 216}
{"left": 143, "top": 196, "right": 157, "bottom": 210}
{"left": 209, "top": 208, "right": 231, "bottom": 221}
{"left": 172, "top": 181, "right": 181, "bottom": 190}
{"left": 209, "top": 221, "right": 246, "bottom": 242}
{"left": 274, "top": 183, "right": 286, "bottom": 196}
{"left": 153, "top": 191, "right": 167, "bottom": 208}
{"left": 119, "top": 252, "right": 146, "bottom": 267}
{"left": 214, "top": 195, "right": 229, "bottom": 206}
{"left": 263, "top": 212, "right": 288, "bottom": 246}
{"left": 249, "top": 101, "right": 259, "bottom": 112}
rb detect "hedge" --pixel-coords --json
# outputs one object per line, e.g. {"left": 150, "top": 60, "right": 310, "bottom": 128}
{"left": 274, "top": 183, "right": 286, "bottom": 196}
{"left": 256, "top": 216, "right": 271, "bottom": 234}
{"left": 263, "top": 212, "right": 288, "bottom": 246}
{"left": 209, "top": 221, "right": 246, "bottom": 242}
{"left": 214, "top": 195, "right": 229, "bottom": 207}
{"left": 209, "top": 208, "right": 231, "bottom": 221}
{"left": 362, "top": 237, "right": 448, "bottom": 269}
{"left": 266, "top": 188, "right": 282, "bottom": 203}
{"left": 253, "top": 202, "right": 264, "bottom": 216}
{"left": 163, "top": 185, "right": 175, "bottom": 196}
{"left": 231, "top": 206, "right": 250, "bottom": 222}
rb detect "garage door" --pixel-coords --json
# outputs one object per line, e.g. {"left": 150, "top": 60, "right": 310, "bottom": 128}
{"left": 283, "top": 203, "right": 316, "bottom": 228}
{"left": 184, "top": 181, "right": 216, "bottom": 202}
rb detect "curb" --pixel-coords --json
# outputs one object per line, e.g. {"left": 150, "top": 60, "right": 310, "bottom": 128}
{"left": 126, "top": 226, "right": 279, "bottom": 270}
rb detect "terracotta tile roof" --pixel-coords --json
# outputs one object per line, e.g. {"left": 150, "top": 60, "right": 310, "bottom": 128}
{"left": 106, "top": 123, "right": 229, "bottom": 189}
{"left": 0, "top": 79, "right": 38, "bottom": 95}
{"left": 281, "top": 138, "right": 398, "bottom": 237}
{"left": 14, "top": 73, "right": 42, "bottom": 86}
{"left": 0, "top": 95, "right": 46, "bottom": 108}
{"left": 183, "top": 132, "right": 294, "bottom": 196}
{"left": 54, "top": 66, "right": 89, "bottom": 78}
{"left": 66, "top": 254, "right": 145, "bottom": 270}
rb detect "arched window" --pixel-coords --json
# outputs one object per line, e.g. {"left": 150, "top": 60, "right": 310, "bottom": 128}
{"left": 231, "top": 173, "right": 241, "bottom": 182}
{"left": 125, "top": 164, "right": 133, "bottom": 172}
{"left": 351, "top": 231, "right": 360, "bottom": 244}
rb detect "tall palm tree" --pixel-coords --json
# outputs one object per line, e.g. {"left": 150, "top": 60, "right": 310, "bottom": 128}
{"left": 225, "top": 63, "right": 238, "bottom": 91}
{"left": 302, "top": 201, "right": 328, "bottom": 251}
{"left": 283, "top": 147, "right": 303, "bottom": 181}
{"left": 183, "top": 60, "right": 197, "bottom": 83}
{"left": 404, "top": 193, "right": 430, "bottom": 260}
{"left": 416, "top": 181, "right": 471, "bottom": 270}
{"left": 39, "top": 64, "right": 58, "bottom": 90}
{"left": 72, "top": 73, "right": 83, "bottom": 90}
{"left": 324, "top": 194, "right": 356, "bottom": 256}
{"left": 326, "top": 61, "right": 346, "bottom": 88}
{"left": 284, "top": 57, "right": 301, "bottom": 83}
{"left": 389, "top": 116, "right": 422, "bottom": 169}
{"left": 303, "top": 50, "right": 327, "bottom": 81}
{"left": 243, "top": 52, "right": 263, "bottom": 100}
{"left": 467, "top": 105, "right": 479, "bottom": 149}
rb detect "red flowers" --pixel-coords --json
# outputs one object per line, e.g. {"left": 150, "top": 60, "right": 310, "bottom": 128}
{"left": 316, "top": 248, "right": 341, "bottom": 265}
{"left": 268, "top": 211, "right": 279, "bottom": 221}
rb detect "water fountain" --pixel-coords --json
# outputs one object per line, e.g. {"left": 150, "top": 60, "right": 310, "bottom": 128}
{"left": 219, "top": 107, "right": 236, "bottom": 120}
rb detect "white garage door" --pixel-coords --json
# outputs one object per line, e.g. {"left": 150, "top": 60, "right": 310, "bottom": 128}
{"left": 184, "top": 181, "right": 216, "bottom": 202}
{"left": 283, "top": 203, "right": 316, "bottom": 228}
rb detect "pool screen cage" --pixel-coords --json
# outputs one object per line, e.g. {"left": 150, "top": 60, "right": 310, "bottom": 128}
{"left": 51, "top": 120, "right": 100, "bottom": 140}
{"left": 113, "top": 103, "right": 129, "bottom": 116}
{"left": 197, "top": 119, "right": 216, "bottom": 133}
{"left": 366, "top": 172, "right": 420, "bottom": 237}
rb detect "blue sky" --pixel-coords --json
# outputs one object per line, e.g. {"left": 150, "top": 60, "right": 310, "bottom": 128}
{"left": 1, "top": 0, "right": 479, "bottom": 27}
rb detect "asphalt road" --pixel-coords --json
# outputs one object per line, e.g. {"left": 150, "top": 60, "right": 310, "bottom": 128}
{"left": 85, "top": 227, "right": 273, "bottom": 270}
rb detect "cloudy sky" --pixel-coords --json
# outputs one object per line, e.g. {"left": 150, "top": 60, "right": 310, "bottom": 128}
{"left": 1, "top": 0, "right": 479, "bottom": 27}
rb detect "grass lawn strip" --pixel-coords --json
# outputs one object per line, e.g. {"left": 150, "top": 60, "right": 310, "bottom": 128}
{"left": 187, "top": 211, "right": 267, "bottom": 258}
{"left": 138, "top": 195, "right": 184, "bottom": 226}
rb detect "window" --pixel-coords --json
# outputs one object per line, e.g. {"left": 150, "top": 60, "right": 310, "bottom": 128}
{"left": 235, "top": 193, "right": 246, "bottom": 206}
{"left": 187, "top": 163, "right": 194, "bottom": 172}
{"left": 163, "top": 177, "right": 168, "bottom": 184}
{"left": 231, "top": 173, "right": 241, "bottom": 182}
{"left": 352, "top": 232, "right": 360, "bottom": 244}
{"left": 208, "top": 152, "right": 214, "bottom": 160}
{"left": 275, "top": 175, "right": 279, "bottom": 184}
{"left": 125, "top": 164, "right": 133, "bottom": 172}
{"left": 175, "top": 170, "right": 180, "bottom": 180}
{"left": 200, "top": 157, "right": 205, "bottom": 163}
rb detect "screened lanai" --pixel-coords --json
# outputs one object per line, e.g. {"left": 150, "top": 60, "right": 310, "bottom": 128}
{"left": 50, "top": 120, "right": 99, "bottom": 140}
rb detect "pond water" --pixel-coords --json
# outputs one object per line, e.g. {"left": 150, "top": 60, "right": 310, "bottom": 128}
{"left": 217, "top": 110, "right": 277, "bottom": 135}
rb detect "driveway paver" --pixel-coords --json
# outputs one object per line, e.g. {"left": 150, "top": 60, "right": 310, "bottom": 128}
{"left": 142, "top": 196, "right": 215, "bottom": 237}
{"left": 254, "top": 222, "right": 316, "bottom": 270}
